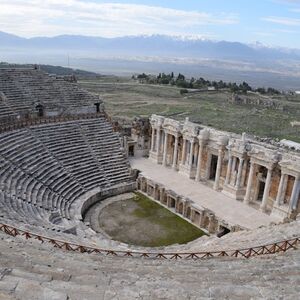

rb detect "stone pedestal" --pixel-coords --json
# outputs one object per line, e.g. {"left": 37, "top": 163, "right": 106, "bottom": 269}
{"left": 222, "top": 184, "right": 246, "bottom": 200}
{"left": 270, "top": 204, "right": 289, "bottom": 221}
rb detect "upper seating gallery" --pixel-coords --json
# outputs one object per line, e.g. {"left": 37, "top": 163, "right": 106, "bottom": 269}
{"left": 0, "top": 67, "right": 100, "bottom": 122}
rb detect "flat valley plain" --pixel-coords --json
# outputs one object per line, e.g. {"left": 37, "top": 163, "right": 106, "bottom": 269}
{"left": 79, "top": 76, "right": 300, "bottom": 142}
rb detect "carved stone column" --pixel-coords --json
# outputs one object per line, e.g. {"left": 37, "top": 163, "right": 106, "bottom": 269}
{"left": 195, "top": 140, "right": 204, "bottom": 181}
{"left": 151, "top": 127, "right": 155, "bottom": 152}
{"left": 244, "top": 161, "right": 255, "bottom": 204}
{"left": 235, "top": 158, "right": 244, "bottom": 189}
{"left": 188, "top": 139, "right": 195, "bottom": 174}
{"left": 163, "top": 132, "right": 168, "bottom": 166}
{"left": 172, "top": 135, "right": 179, "bottom": 170}
{"left": 225, "top": 154, "right": 233, "bottom": 185}
{"left": 156, "top": 127, "right": 161, "bottom": 156}
{"left": 260, "top": 167, "right": 272, "bottom": 212}
{"left": 213, "top": 149, "right": 223, "bottom": 190}
{"left": 275, "top": 173, "right": 287, "bottom": 205}
{"left": 181, "top": 138, "right": 186, "bottom": 165}
{"left": 241, "top": 159, "right": 248, "bottom": 187}
{"left": 290, "top": 175, "right": 300, "bottom": 211}
{"left": 230, "top": 157, "right": 237, "bottom": 186}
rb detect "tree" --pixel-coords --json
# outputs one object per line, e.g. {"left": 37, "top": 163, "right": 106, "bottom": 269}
{"left": 176, "top": 73, "right": 185, "bottom": 81}
{"left": 256, "top": 87, "right": 266, "bottom": 94}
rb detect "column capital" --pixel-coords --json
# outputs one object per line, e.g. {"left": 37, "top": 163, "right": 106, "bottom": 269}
{"left": 189, "top": 137, "right": 196, "bottom": 144}
{"left": 173, "top": 132, "right": 180, "bottom": 139}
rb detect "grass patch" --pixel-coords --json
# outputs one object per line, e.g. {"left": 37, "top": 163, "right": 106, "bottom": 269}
{"left": 80, "top": 78, "right": 300, "bottom": 142}
{"left": 132, "top": 192, "right": 205, "bottom": 246}
{"left": 98, "top": 192, "right": 206, "bottom": 247}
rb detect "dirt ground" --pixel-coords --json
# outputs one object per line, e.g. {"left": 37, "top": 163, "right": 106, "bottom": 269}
{"left": 97, "top": 194, "right": 205, "bottom": 247}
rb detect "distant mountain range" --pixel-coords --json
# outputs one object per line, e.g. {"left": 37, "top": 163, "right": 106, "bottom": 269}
{"left": 1, "top": 31, "right": 300, "bottom": 61}
{"left": 1, "top": 31, "right": 300, "bottom": 90}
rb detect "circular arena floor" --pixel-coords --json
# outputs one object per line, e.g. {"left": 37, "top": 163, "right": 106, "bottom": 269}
{"left": 85, "top": 192, "right": 206, "bottom": 247}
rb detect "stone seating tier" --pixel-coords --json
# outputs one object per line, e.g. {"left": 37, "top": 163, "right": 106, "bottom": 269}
{"left": 0, "top": 68, "right": 100, "bottom": 122}
{"left": 0, "top": 117, "right": 132, "bottom": 235}
{"left": 0, "top": 230, "right": 299, "bottom": 300}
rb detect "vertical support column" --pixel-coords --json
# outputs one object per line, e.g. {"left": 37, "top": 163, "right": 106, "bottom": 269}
{"left": 188, "top": 139, "right": 195, "bottom": 174}
{"left": 290, "top": 175, "right": 300, "bottom": 211}
{"left": 235, "top": 158, "right": 244, "bottom": 189}
{"left": 230, "top": 157, "right": 237, "bottom": 186}
{"left": 195, "top": 140, "right": 204, "bottom": 181}
{"left": 181, "top": 138, "right": 186, "bottom": 165}
{"left": 244, "top": 161, "right": 255, "bottom": 204}
{"left": 225, "top": 154, "right": 233, "bottom": 185}
{"left": 163, "top": 132, "right": 168, "bottom": 166}
{"left": 151, "top": 127, "right": 155, "bottom": 152}
{"left": 172, "top": 135, "right": 179, "bottom": 170}
{"left": 213, "top": 149, "right": 223, "bottom": 190}
{"left": 156, "top": 127, "right": 161, "bottom": 156}
{"left": 275, "top": 173, "right": 287, "bottom": 205}
{"left": 241, "top": 159, "right": 248, "bottom": 187}
{"left": 260, "top": 167, "right": 272, "bottom": 212}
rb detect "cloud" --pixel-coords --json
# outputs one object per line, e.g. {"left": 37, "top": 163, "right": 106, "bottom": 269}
{"left": 0, "top": 0, "right": 238, "bottom": 38}
{"left": 262, "top": 16, "right": 300, "bottom": 25}
{"left": 272, "top": 0, "right": 300, "bottom": 5}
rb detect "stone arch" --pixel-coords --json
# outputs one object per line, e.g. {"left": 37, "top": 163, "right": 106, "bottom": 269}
{"left": 169, "top": 197, "right": 176, "bottom": 208}
{"left": 186, "top": 206, "right": 191, "bottom": 219}
{"left": 192, "top": 210, "right": 200, "bottom": 225}
{"left": 177, "top": 202, "right": 184, "bottom": 215}
{"left": 35, "top": 104, "right": 44, "bottom": 117}
{"left": 162, "top": 193, "right": 168, "bottom": 205}
{"left": 155, "top": 187, "right": 160, "bottom": 201}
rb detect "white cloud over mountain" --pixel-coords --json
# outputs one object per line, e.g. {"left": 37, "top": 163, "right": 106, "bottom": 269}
{"left": 263, "top": 16, "right": 300, "bottom": 26}
{"left": 0, "top": 0, "right": 238, "bottom": 37}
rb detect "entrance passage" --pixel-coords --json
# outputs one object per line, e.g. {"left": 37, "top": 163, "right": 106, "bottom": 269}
{"left": 36, "top": 104, "right": 44, "bottom": 117}
{"left": 209, "top": 155, "right": 218, "bottom": 180}
{"left": 128, "top": 145, "right": 134, "bottom": 157}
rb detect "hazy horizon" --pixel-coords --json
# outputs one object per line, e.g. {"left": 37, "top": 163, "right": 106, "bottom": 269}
{"left": 1, "top": 0, "right": 300, "bottom": 48}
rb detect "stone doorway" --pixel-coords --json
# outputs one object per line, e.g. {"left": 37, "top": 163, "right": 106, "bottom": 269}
{"left": 128, "top": 145, "right": 134, "bottom": 157}
{"left": 36, "top": 104, "right": 44, "bottom": 117}
{"left": 169, "top": 197, "right": 176, "bottom": 208}
{"left": 209, "top": 154, "right": 218, "bottom": 180}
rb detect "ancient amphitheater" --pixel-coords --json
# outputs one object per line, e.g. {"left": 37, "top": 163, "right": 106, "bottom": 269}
{"left": 0, "top": 67, "right": 299, "bottom": 300}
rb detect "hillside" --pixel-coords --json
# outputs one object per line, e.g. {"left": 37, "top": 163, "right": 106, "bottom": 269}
{"left": 0, "top": 62, "right": 99, "bottom": 79}
{"left": 80, "top": 76, "right": 300, "bottom": 142}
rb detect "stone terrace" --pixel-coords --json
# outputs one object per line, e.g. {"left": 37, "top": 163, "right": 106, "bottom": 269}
{"left": 0, "top": 230, "right": 299, "bottom": 300}
{"left": 0, "top": 117, "right": 132, "bottom": 239}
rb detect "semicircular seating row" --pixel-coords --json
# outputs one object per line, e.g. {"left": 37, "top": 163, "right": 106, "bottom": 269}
{"left": 0, "top": 68, "right": 99, "bottom": 120}
{"left": 0, "top": 117, "right": 132, "bottom": 236}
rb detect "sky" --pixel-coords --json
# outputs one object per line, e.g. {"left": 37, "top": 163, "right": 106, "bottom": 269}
{"left": 0, "top": 0, "right": 300, "bottom": 48}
